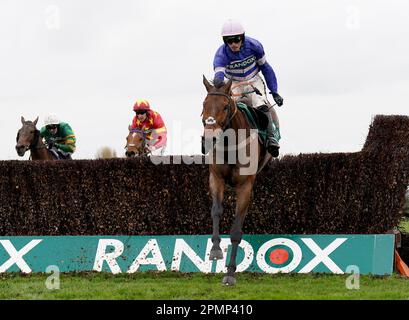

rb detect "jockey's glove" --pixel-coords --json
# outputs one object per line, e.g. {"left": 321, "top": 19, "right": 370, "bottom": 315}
{"left": 271, "top": 92, "right": 284, "bottom": 107}
{"left": 213, "top": 77, "right": 224, "bottom": 88}
{"left": 47, "top": 140, "right": 55, "bottom": 149}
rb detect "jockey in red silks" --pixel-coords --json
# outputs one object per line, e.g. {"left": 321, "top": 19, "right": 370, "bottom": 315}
{"left": 130, "top": 99, "right": 167, "bottom": 154}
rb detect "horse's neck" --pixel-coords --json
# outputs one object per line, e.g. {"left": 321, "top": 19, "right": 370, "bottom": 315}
{"left": 230, "top": 107, "right": 250, "bottom": 131}
{"left": 30, "top": 148, "right": 48, "bottom": 160}
{"left": 30, "top": 138, "right": 50, "bottom": 160}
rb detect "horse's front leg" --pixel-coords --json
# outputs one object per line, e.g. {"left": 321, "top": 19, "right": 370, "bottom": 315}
{"left": 223, "top": 177, "right": 255, "bottom": 285}
{"left": 209, "top": 171, "right": 225, "bottom": 261}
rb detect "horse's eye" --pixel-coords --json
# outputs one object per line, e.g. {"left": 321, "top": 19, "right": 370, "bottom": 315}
{"left": 224, "top": 105, "right": 229, "bottom": 111}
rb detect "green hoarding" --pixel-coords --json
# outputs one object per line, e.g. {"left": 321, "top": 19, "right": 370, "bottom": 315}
{"left": 0, "top": 234, "right": 394, "bottom": 275}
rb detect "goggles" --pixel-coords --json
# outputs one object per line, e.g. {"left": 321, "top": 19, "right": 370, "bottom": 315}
{"left": 224, "top": 35, "right": 243, "bottom": 45}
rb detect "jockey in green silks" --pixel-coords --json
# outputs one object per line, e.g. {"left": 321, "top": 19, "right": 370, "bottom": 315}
{"left": 40, "top": 114, "right": 76, "bottom": 159}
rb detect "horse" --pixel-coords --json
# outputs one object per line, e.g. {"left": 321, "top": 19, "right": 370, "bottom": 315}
{"left": 202, "top": 76, "right": 272, "bottom": 285}
{"left": 15, "top": 116, "right": 55, "bottom": 160}
{"left": 125, "top": 126, "right": 151, "bottom": 157}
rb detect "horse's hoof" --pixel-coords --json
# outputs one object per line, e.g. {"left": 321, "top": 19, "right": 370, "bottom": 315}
{"left": 222, "top": 275, "right": 236, "bottom": 286}
{"left": 209, "top": 249, "right": 223, "bottom": 260}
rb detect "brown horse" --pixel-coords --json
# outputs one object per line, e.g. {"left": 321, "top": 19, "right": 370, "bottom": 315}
{"left": 125, "top": 126, "right": 151, "bottom": 157}
{"left": 15, "top": 116, "right": 54, "bottom": 160}
{"left": 202, "top": 76, "right": 271, "bottom": 285}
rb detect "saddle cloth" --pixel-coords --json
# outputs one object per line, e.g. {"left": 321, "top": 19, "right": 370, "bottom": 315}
{"left": 236, "top": 102, "right": 269, "bottom": 146}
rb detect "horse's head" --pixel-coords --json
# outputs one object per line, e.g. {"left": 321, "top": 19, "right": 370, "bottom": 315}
{"left": 202, "top": 76, "right": 234, "bottom": 134}
{"left": 15, "top": 116, "right": 40, "bottom": 157}
{"left": 202, "top": 76, "right": 236, "bottom": 152}
{"left": 125, "top": 126, "right": 150, "bottom": 157}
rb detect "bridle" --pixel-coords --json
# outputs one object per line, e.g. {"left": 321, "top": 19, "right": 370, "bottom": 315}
{"left": 17, "top": 126, "right": 46, "bottom": 152}
{"left": 29, "top": 129, "right": 47, "bottom": 150}
{"left": 204, "top": 92, "right": 238, "bottom": 131}
{"left": 126, "top": 129, "right": 151, "bottom": 155}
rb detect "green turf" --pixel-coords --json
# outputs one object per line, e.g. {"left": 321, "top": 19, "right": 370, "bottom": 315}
{"left": 1, "top": 271, "right": 409, "bottom": 300}
{"left": 399, "top": 217, "right": 409, "bottom": 233}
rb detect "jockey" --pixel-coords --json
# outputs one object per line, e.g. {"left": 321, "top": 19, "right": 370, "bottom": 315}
{"left": 40, "top": 114, "right": 76, "bottom": 159}
{"left": 130, "top": 99, "right": 167, "bottom": 154}
{"left": 213, "top": 19, "right": 284, "bottom": 157}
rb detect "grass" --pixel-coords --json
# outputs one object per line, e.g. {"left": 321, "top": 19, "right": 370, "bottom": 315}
{"left": 1, "top": 271, "right": 409, "bottom": 300}
{"left": 2, "top": 217, "right": 408, "bottom": 300}
{"left": 399, "top": 217, "right": 409, "bottom": 233}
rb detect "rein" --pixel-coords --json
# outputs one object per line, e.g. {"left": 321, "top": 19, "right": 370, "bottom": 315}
{"left": 130, "top": 128, "right": 152, "bottom": 135}
{"left": 230, "top": 80, "right": 262, "bottom": 97}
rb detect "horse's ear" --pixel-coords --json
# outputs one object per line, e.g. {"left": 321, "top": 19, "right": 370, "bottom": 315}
{"left": 223, "top": 78, "right": 233, "bottom": 94}
{"left": 203, "top": 75, "right": 213, "bottom": 92}
{"left": 21, "top": 116, "right": 25, "bottom": 124}
{"left": 33, "top": 117, "right": 39, "bottom": 126}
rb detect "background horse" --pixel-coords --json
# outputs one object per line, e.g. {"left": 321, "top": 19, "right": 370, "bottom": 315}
{"left": 125, "top": 126, "right": 151, "bottom": 157}
{"left": 202, "top": 76, "right": 270, "bottom": 285}
{"left": 15, "top": 116, "right": 54, "bottom": 160}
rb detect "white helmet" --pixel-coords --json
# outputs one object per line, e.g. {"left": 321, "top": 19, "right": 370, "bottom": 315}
{"left": 221, "top": 19, "right": 245, "bottom": 37}
{"left": 44, "top": 114, "right": 60, "bottom": 126}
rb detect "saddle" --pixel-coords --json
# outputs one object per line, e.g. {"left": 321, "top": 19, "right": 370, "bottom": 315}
{"left": 236, "top": 102, "right": 269, "bottom": 146}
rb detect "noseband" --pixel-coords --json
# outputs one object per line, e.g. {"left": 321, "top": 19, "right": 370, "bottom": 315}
{"left": 126, "top": 129, "right": 150, "bottom": 153}
{"left": 205, "top": 92, "right": 238, "bottom": 130}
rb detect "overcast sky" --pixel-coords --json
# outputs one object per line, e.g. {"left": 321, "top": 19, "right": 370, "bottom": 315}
{"left": 1, "top": 0, "right": 409, "bottom": 160}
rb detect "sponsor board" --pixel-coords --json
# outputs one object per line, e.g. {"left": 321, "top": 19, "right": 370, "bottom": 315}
{"left": 0, "top": 235, "right": 394, "bottom": 275}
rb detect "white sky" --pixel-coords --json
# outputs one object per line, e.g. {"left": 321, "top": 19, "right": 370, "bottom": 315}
{"left": 1, "top": 0, "right": 409, "bottom": 160}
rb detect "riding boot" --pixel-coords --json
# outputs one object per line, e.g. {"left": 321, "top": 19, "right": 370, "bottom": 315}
{"left": 261, "top": 107, "right": 280, "bottom": 157}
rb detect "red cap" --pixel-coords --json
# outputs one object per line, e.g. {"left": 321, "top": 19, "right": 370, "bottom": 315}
{"left": 133, "top": 99, "right": 151, "bottom": 111}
